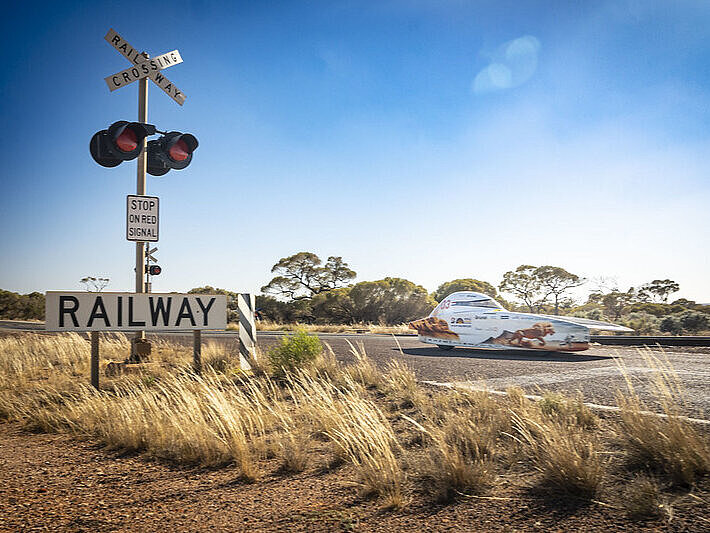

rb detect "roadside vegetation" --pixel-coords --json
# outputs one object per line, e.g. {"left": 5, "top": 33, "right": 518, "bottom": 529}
{"left": 3, "top": 252, "right": 709, "bottom": 335}
{"left": 1, "top": 331, "right": 708, "bottom": 524}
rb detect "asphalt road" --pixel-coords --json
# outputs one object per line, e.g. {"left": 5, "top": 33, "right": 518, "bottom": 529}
{"left": 1, "top": 322, "right": 708, "bottom": 419}
{"left": 254, "top": 332, "right": 710, "bottom": 418}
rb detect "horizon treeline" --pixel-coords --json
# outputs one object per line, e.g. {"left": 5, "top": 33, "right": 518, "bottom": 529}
{"left": 2, "top": 252, "right": 709, "bottom": 334}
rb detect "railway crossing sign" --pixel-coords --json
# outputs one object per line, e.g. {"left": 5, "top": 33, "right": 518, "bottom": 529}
{"left": 104, "top": 28, "right": 187, "bottom": 105}
{"left": 147, "top": 247, "right": 158, "bottom": 263}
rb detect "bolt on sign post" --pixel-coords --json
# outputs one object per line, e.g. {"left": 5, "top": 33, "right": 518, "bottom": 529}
{"left": 101, "top": 28, "right": 190, "bottom": 361}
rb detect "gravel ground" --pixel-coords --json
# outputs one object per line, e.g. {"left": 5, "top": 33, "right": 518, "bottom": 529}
{"left": 3, "top": 415, "right": 708, "bottom": 532}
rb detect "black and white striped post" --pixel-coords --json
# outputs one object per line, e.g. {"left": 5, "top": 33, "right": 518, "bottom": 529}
{"left": 237, "top": 293, "right": 257, "bottom": 368}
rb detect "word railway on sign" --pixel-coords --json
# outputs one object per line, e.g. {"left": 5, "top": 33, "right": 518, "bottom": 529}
{"left": 126, "top": 194, "right": 159, "bottom": 242}
{"left": 103, "top": 28, "right": 187, "bottom": 105}
{"left": 45, "top": 292, "right": 228, "bottom": 332}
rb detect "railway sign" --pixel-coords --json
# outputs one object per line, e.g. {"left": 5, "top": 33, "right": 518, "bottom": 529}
{"left": 104, "top": 28, "right": 187, "bottom": 105}
{"left": 45, "top": 292, "right": 227, "bottom": 331}
{"left": 126, "top": 195, "right": 159, "bottom": 242}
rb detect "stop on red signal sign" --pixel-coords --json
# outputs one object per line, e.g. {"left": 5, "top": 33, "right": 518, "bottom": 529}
{"left": 126, "top": 195, "right": 159, "bottom": 242}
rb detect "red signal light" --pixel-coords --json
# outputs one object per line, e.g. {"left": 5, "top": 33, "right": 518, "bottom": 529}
{"left": 149, "top": 265, "right": 162, "bottom": 276}
{"left": 147, "top": 132, "right": 198, "bottom": 176}
{"left": 90, "top": 121, "right": 155, "bottom": 168}
{"left": 169, "top": 139, "right": 189, "bottom": 162}
{"left": 116, "top": 128, "right": 138, "bottom": 152}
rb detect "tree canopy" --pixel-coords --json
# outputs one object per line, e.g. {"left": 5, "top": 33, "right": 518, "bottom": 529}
{"left": 260, "top": 252, "right": 356, "bottom": 300}
{"left": 311, "top": 277, "right": 435, "bottom": 324}
{"left": 499, "top": 265, "right": 584, "bottom": 314}
{"left": 0, "top": 290, "right": 45, "bottom": 320}
{"left": 639, "top": 279, "right": 680, "bottom": 303}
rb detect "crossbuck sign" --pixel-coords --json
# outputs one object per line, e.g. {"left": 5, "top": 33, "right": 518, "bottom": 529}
{"left": 104, "top": 28, "right": 186, "bottom": 105}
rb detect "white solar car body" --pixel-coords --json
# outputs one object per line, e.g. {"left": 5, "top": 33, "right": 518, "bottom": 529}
{"left": 409, "top": 291, "right": 632, "bottom": 352}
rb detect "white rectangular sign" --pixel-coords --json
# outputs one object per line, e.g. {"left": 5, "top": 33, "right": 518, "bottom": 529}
{"left": 45, "top": 292, "right": 227, "bottom": 331}
{"left": 127, "top": 195, "right": 159, "bottom": 242}
{"left": 104, "top": 50, "right": 183, "bottom": 92}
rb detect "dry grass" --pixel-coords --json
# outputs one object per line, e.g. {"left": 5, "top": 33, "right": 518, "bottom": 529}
{"left": 615, "top": 349, "right": 710, "bottom": 485}
{"left": 511, "top": 410, "right": 603, "bottom": 498}
{"left": 344, "top": 340, "right": 382, "bottom": 389}
{"left": 253, "top": 320, "right": 413, "bottom": 336}
{"left": 537, "top": 391, "right": 598, "bottom": 429}
{"left": 382, "top": 360, "right": 425, "bottom": 408}
{"left": 2, "top": 333, "right": 709, "bottom": 515}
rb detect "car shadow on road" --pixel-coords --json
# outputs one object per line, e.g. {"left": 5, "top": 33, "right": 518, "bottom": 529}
{"left": 398, "top": 347, "right": 613, "bottom": 363}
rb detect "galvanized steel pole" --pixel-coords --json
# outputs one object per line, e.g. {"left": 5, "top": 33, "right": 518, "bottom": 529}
{"left": 131, "top": 72, "right": 148, "bottom": 362}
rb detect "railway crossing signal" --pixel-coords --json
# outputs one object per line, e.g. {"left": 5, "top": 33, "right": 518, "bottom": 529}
{"left": 95, "top": 27, "right": 199, "bottom": 363}
{"left": 147, "top": 132, "right": 199, "bottom": 176}
{"left": 90, "top": 124, "right": 198, "bottom": 175}
{"left": 90, "top": 121, "right": 155, "bottom": 167}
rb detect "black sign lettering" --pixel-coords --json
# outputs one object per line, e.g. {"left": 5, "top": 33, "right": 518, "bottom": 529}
{"left": 196, "top": 297, "right": 216, "bottom": 326}
{"left": 59, "top": 296, "right": 79, "bottom": 327}
{"left": 175, "top": 298, "right": 196, "bottom": 327}
{"left": 150, "top": 297, "right": 172, "bottom": 327}
{"left": 87, "top": 296, "right": 111, "bottom": 328}
{"left": 128, "top": 296, "right": 145, "bottom": 326}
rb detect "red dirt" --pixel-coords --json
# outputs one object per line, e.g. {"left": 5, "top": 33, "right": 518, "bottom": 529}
{"left": 2, "top": 422, "right": 707, "bottom": 532}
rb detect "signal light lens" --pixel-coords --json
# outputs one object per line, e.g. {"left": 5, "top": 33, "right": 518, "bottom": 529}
{"left": 116, "top": 128, "right": 138, "bottom": 152}
{"left": 147, "top": 132, "right": 198, "bottom": 175}
{"left": 169, "top": 139, "right": 189, "bottom": 162}
{"left": 149, "top": 265, "right": 162, "bottom": 276}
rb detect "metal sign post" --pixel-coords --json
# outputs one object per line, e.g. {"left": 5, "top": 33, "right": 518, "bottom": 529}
{"left": 91, "top": 331, "right": 100, "bottom": 389}
{"left": 101, "top": 28, "right": 189, "bottom": 361}
{"left": 130, "top": 75, "right": 149, "bottom": 361}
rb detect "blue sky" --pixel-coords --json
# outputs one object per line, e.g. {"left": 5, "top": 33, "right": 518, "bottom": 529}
{"left": 1, "top": 0, "right": 709, "bottom": 303}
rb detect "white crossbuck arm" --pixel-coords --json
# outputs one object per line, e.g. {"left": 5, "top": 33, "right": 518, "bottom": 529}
{"left": 103, "top": 28, "right": 186, "bottom": 106}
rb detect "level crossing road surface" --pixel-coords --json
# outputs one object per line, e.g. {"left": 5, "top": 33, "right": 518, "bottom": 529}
{"left": 1, "top": 322, "right": 708, "bottom": 419}
{"left": 253, "top": 332, "right": 710, "bottom": 419}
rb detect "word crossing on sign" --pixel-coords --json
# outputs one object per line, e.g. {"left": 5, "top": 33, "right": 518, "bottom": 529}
{"left": 126, "top": 195, "right": 159, "bottom": 242}
{"left": 45, "top": 292, "right": 228, "bottom": 331}
{"left": 103, "top": 29, "right": 187, "bottom": 106}
{"left": 105, "top": 50, "right": 183, "bottom": 92}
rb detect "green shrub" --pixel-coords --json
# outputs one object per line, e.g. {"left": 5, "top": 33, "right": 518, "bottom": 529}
{"left": 621, "top": 312, "right": 661, "bottom": 335}
{"left": 267, "top": 330, "right": 322, "bottom": 376}
{"left": 659, "top": 315, "right": 682, "bottom": 335}
{"left": 678, "top": 311, "right": 710, "bottom": 334}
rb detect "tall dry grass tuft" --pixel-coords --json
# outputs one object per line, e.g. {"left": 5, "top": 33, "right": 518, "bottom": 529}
{"left": 383, "top": 360, "right": 424, "bottom": 408}
{"left": 288, "top": 372, "right": 405, "bottom": 508}
{"left": 510, "top": 410, "right": 603, "bottom": 498}
{"left": 538, "top": 391, "right": 598, "bottom": 429}
{"left": 615, "top": 349, "right": 710, "bottom": 485}
{"left": 344, "top": 340, "right": 381, "bottom": 389}
{"left": 419, "top": 414, "right": 496, "bottom": 501}
{"left": 326, "top": 386, "right": 405, "bottom": 508}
